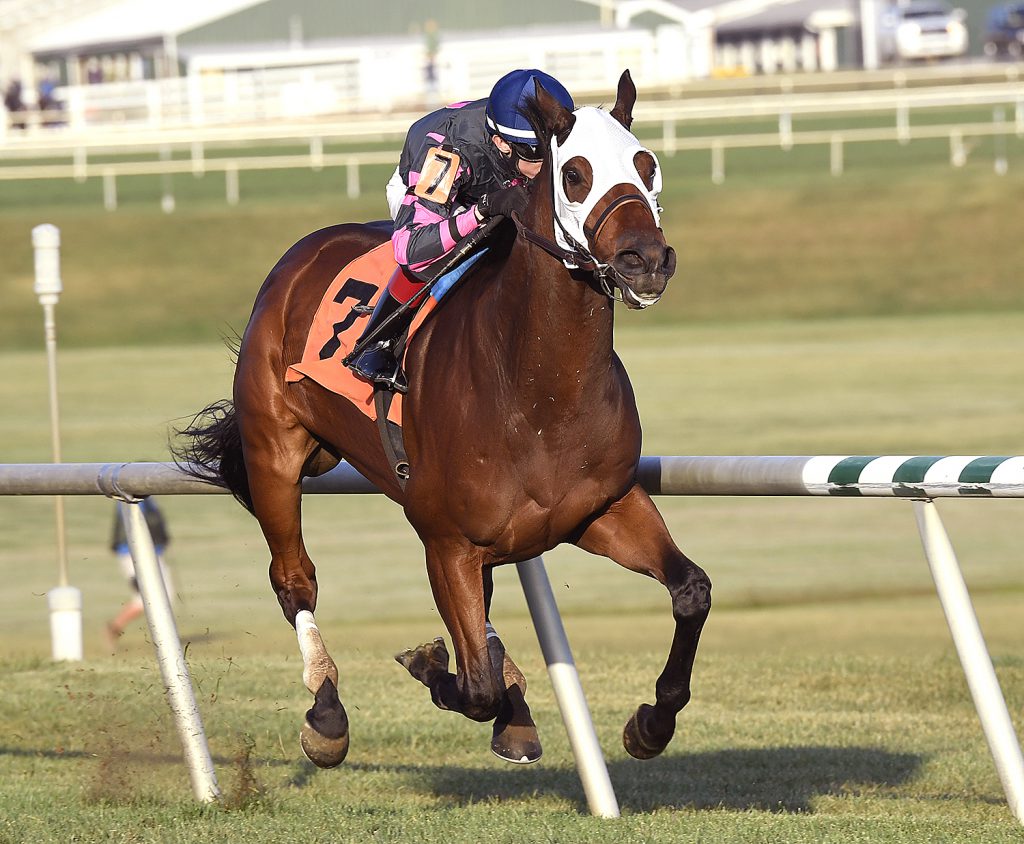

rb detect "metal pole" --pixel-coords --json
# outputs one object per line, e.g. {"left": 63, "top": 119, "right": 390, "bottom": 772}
{"left": 33, "top": 224, "right": 81, "bottom": 662}
{"left": 913, "top": 499, "right": 1024, "bottom": 825}
{"left": 516, "top": 556, "right": 620, "bottom": 818}
{"left": 121, "top": 500, "right": 220, "bottom": 803}
{"left": 42, "top": 300, "right": 67, "bottom": 585}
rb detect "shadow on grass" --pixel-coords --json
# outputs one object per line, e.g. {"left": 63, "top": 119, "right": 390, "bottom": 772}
{"left": 344, "top": 746, "right": 923, "bottom": 814}
{"left": 0, "top": 743, "right": 923, "bottom": 814}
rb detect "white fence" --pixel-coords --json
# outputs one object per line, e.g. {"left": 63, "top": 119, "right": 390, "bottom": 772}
{"left": 5, "top": 74, "right": 1024, "bottom": 153}
{"left": 2, "top": 85, "right": 1022, "bottom": 208}
{"left": 1, "top": 456, "right": 1022, "bottom": 823}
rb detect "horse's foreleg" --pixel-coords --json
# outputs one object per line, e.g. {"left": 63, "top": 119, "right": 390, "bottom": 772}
{"left": 482, "top": 568, "right": 542, "bottom": 764}
{"left": 242, "top": 424, "right": 348, "bottom": 768}
{"left": 395, "top": 546, "right": 503, "bottom": 724}
{"left": 576, "top": 483, "right": 712, "bottom": 760}
{"left": 485, "top": 622, "right": 543, "bottom": 763}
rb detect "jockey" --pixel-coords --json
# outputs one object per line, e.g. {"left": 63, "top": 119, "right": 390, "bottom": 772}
{"left": 348, "top": 68, "right": 575, "bottom": 392}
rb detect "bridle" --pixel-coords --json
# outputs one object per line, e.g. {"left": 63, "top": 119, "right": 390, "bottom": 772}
{"left": 510, "top": 188, "right": 657, "bottom": 301}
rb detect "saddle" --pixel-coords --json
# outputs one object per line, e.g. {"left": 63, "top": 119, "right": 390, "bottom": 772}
{"left": 285, "top": 219, "right": 498, "bottom": 484}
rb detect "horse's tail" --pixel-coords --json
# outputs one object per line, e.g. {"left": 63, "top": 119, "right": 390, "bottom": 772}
{"left": 171, "top": 399, "right": 255, "bottom": 515}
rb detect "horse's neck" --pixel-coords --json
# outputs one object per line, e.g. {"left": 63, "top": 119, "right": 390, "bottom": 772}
{"left": 483, "top": 236, "right": 616, "bottom": 409}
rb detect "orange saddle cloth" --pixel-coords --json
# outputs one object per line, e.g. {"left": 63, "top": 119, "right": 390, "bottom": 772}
{"left": 285, "top": 242, "right": 440, "bottom": 424}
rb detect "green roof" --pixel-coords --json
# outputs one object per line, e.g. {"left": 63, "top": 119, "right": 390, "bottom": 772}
{"left": 180, "top": 0, "right": 603, "bottom": 48}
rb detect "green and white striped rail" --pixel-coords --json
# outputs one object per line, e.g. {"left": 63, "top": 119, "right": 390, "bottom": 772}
{"left": 2, "top": 456, "right": 1023, "bottom": 499}
{"left": 638, "top": 455, "right": 1024, "bottom": 498}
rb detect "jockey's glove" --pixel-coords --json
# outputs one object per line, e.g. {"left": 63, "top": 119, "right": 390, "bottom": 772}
{"left": 475, "top": 185, "right": 529, "bottom": 220}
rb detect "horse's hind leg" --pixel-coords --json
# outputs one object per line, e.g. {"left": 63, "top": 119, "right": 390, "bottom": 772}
{"left": 483, "top": 568, "right": 542, "bottom": 764}
{"left": 576, "top": 483, "right": 712, "bottom": 760}
{"left": 396, "top": 543, "right": 531, "bottom": 754}
{"left": 238, "top": 413, "right": 349, "bottom": 768}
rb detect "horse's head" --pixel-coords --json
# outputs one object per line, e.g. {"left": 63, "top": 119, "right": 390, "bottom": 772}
{"left": 526, "top": 71, "right": 676, "bottom": 309}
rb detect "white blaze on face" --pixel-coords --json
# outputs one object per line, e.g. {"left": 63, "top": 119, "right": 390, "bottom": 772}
{"left": 550, "top": 107, "right": 663, "bottom": 267}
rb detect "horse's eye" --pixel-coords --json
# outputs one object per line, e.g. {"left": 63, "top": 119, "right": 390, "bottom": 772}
{"left": 564, "top": 168, "right": 581, "bottom": 186}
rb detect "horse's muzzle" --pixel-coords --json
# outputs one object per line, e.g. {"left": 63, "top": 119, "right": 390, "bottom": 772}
{"left": 612, "top": 244, "right": 676, "bottom": 310}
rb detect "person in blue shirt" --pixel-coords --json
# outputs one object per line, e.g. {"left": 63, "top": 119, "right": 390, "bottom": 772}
{"left": 106, "top": 497, "right": 175, "bottom": 652}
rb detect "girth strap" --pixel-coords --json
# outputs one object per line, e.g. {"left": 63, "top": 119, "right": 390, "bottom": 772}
{"left": 373, "top": 390, "right": 410, "bottom": 489}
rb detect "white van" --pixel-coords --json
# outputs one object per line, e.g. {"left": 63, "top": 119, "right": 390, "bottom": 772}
{"left": 878, "top": 0, "right": 969, "bottom": 61}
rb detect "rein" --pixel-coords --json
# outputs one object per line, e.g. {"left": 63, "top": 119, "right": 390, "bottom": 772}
{"left": 510, "top": 189, "right": 653, "bottom": 301}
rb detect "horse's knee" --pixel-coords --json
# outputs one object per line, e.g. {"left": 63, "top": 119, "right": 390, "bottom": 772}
{"left": 271, "top": 560, "right": 318, "bottom": 624}
{"left": 669, "top": 563, "right": 711, "bottom": 621}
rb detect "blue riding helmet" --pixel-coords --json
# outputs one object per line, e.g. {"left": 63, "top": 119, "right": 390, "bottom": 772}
{"left": 485, "top": 69, "right": 574, "bottom": 161}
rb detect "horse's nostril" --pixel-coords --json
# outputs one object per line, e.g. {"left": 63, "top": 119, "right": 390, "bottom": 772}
{"left": 614, "top": 245, "right": 674, "bottom": 278}
{"left": 662, "top": 247, "right": 677, "bottom": 276}
{"left": 617, "top": 250, "right": 645, "bottom": 271}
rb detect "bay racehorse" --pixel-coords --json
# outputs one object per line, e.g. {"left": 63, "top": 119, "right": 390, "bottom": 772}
{"left": 175, "top": 70, "right": 711, "bottom": 771}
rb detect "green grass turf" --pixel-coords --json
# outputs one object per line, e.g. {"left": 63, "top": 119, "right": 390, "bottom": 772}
{"left": 1, "top": 318, "right": 1021, "bottom": 840}
{"left": 0, "top": 135, "right": 1022, "bottom": 839}
{"left": 1, "top": 129, "right": 1022, "bottom": 349}
{"left": 0, "top": 602, "right": 1021, "bottom": 843}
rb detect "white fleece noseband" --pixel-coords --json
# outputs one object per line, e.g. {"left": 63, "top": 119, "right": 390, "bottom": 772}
{"left": 550, "top": 107, "right": 663, "bottom": 268}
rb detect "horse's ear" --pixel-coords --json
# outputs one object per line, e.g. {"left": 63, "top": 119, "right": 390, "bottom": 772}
{"left": 533, "top": 80, "right": 575, "bottom": 145}
{"left": 610, "top": 69, "right": 636, "bottom": 130}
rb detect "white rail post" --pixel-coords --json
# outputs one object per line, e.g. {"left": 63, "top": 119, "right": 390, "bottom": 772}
{"left": 32, "top": 224, "right": 81, "bottom": 662}
{"left": 516, "top": 556, "right": 620, "bottom": 818}
{"left": 830, "top": 134, "right": 844, "bottom": 176}
{"left": 994, "top": 106, "right": 1008, "bottom": 175}
{"left": 779, "top": 111, "right": 793, "bottom": 150}
{"left": 346, "top": 158, "right": 360, "bottom": 199}
{"left": 73, "top": 147, "right": 87, "bottom": 183}
{"left": 662, "top": 118, "right": 677, "bottom": 157}
{"left": 191, "top": 141, "right": 205, "bottom": 177}
{"left": 226, "top": 162, "right": 239, "bottom": 205}
{"left": 103, "top": 169, "right": 118, "bottom": 211}
{"left": 711, "top": 140, "right": 725, "bottom": 185}
{"left": 120, "top": 498, "right": 220, "bottom": 803}
{"left": 913, "top": 499, "right": 1024, "bottom": 825}
{"left": 950, "top": 129, "right": 966, "bottom": 167}
{"left": 159, "top": 145, "right": 175, "bottom": 213}
{"left": 896, "top": 101, "right": 910, "bottom": 145}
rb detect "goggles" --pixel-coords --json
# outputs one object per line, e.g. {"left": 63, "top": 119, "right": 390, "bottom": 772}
{"left": 508, "top": 140, "right": 543, "bottom": 163}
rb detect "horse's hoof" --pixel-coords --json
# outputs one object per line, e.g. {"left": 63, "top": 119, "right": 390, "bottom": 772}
{"left": 299, "top": 677, "right": 349, "bottom": 768}
{"left": 395, "top": 637, "right": 449, "bottom": 686}
{"left": 490, "top": 682, "right": 542, "bottom": 764}
{"left": 623, "top": 703, "right": 674, "bottom": 760}
{"left": 300, "top": 721, "right": 349, "bottom": 768}
{"left": 491, "top": 721, "right": 543, "bottom": 764}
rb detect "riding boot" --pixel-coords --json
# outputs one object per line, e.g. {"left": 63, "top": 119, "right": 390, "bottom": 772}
{"left": 348, "top": 289, "right": 416, "bottom": 393}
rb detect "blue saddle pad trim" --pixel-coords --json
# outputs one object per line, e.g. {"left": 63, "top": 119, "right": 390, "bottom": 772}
{"left": 430, "top": 248, "right": 488, "bottom": 302}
